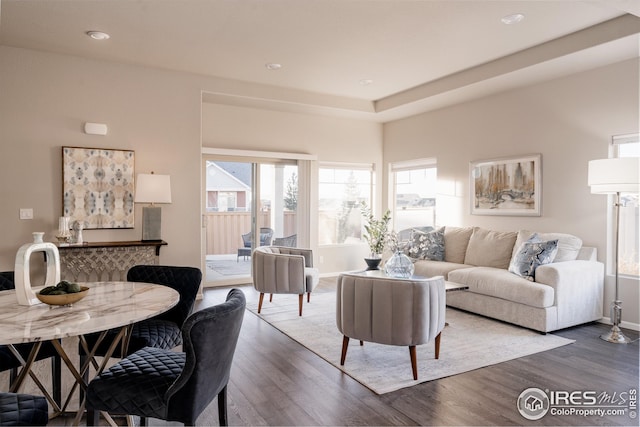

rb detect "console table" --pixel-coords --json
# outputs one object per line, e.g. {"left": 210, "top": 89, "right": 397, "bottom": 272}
{"left": 56, "top": 241, "right": 167, "bottom": 282}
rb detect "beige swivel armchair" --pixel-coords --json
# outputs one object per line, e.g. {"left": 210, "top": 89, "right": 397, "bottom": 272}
{"left": 336, "top": 272, "right": 446, "bottom": 380}
{"left": 252, "top": 246, "right": 320, "bottom": 316}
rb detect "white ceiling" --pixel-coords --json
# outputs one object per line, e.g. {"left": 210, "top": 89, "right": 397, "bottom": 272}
{"left": 1, "top": 0, "right": 639, "bottom": 122}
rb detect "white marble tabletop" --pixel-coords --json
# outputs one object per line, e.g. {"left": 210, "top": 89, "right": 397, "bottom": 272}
{"left": 0, "top": 281, "right": 179, "bottom": 345}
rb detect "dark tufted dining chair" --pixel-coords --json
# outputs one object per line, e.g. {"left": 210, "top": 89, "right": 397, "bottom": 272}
{"left": 79, "top": 266, "right": 202, "bottom": 390}
{"left": 0, "top": 272, "right": 61, "bottom": 406}
{"left": 86, "top": 289, "right": 246, "bottom": 426}
{"left": 0, "top": 392, "right": 48, "bottom": 426}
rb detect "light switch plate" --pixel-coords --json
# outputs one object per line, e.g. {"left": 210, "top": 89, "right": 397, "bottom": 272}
{"left": 19, "top": 208, "right": 33, "bottom": 220}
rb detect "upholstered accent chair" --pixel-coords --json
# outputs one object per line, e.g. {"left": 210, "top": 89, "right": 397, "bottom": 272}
{"left": 86, "top": 289, "right": 246, "bottom": 426}
{"left": 336, "top": 272, "right": 446, "bottom": 380}
{"left": 79, "top": 266, "right": 202, "bottom": 387}
{"left": 0, "top": 272, "right": 61, "bottom": 406}
{"left": 252, "top": 246, "right": 320, "bottom": 316}
{"left": 0, "top": 392, "right": 48, "bottom": 426}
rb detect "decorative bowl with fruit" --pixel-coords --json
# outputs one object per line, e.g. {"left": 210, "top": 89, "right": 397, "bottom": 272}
{"left": 36, "top": 280, "right": 89, "bottom": 307}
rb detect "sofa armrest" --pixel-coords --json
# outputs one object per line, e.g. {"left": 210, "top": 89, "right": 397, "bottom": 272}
{"left": 535, "top": 260, "right": 604, "bottom": 328}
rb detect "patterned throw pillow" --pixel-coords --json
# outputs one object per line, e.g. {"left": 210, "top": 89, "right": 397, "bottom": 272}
{"left": 508, "top": 234, "right": 559, "bottom": 281}
{"left": 405, "top": 227, "right": 445, "bottom": 261}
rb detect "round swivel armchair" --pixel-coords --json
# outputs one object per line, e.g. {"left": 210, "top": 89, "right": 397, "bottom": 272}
{"left": 336, "top": 272, "right": 446, "bottom": 380}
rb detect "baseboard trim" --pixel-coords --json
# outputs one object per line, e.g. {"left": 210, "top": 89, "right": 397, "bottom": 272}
{"left": 598, "top": 317, "right": 640, "bottom": 332}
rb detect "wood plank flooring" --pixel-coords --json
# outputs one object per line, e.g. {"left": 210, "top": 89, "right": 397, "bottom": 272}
{"left": 50, "top": 278, "right": 639, "bottom": 426}
{"left": 199, "top": 279, "right": 639, "bottom": 426}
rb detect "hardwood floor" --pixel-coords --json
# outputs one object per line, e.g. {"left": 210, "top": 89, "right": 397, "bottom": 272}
{"left": 198, "top": 280, "right": 639, "bottom": 426}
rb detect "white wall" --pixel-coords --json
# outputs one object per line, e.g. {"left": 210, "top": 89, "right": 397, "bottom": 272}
{"left": 0, "top": 46, "right": 383, "bottom": 277}
{"left": 383, "top": 58, "right": 640, "bottom": 326}
{"left": 0, "top": 46, "right": 203, "bottom": 270}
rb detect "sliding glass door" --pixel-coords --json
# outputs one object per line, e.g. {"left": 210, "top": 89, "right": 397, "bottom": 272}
{"left": 203, "top": 156, "right": 298, "bottom": 286}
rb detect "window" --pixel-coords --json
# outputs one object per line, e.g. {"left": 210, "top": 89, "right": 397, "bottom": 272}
{"left": 390, "top": 158, "right": 437, "bottom": 232}
{"left": 613, "top": 134, "right": 639, "bottom": 277}
{"left": 318, "top": 163, "right": 373, "bottom": 245}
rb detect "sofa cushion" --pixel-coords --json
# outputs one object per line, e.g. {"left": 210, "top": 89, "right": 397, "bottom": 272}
{"left": 405, "top": 227, "right": 445, "bottom": 261}
{"left": 513, "top": 230, "right": 582, "bottom": 262}
{"left": 413, "top": 260, "right": 472, "bottom": 280}
{"left": 443, "top": 226, "right": 474, "bottom": 264}
{"left": 448, "top": 267, "right": 555, "bottom": 308}
{"left": 508, "top": 235, "right": 559, "bottom": 281}
{"left": 464, "top": 228, "right": 517, "bottom": 269}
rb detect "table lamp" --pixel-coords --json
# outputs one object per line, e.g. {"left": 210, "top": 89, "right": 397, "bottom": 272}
{"left": 588, "top": 157, "right": 639, "bottom": 344}
{"left": 135, "top": 172, "right": 172, "bottom": 241}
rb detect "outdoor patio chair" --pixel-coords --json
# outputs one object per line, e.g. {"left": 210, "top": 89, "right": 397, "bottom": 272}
{"left": 238, "top": 227, "right": 274, "bottom": 261}
{"left": 273, "top": 234, "right": 297, "bottom": 247}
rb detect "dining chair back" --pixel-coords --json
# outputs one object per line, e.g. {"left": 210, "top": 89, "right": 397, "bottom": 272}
{"left": 127, "top": 265, "right": 202, "bottom": 329}
{"left": 86, "top": 289, "right": 246, "bottom": 426}
{"left": 0, "top": 271, "right": 15, "bottom": 291}
{"left": 79, "top": 265, "right": 202, "bottom": 402}
{"left": 0, "top": 392, "right": 48, "bottom": 426}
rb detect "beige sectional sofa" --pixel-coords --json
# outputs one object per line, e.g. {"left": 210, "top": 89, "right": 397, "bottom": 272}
{"left": 406, "top": 226, "right": 604, "bottom": 333}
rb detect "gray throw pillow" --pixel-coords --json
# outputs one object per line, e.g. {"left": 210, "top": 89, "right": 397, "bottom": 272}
{"left": 508, "top": 234, "right": 559, "bottom": 281}
{"left": 405, "top": 227, "right": 445, "bottom": 261}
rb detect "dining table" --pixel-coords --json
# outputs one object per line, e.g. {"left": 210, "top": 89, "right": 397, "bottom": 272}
{"left": 0, "top": 281, "right": 180, "bottom": 425}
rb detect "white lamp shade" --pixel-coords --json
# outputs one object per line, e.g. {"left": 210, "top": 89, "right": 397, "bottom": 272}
{"left": 588, "top": 158, "right": 640, "bottom": 194}
{"left": 134, "top": 174, "right": 172, "bottom": 203}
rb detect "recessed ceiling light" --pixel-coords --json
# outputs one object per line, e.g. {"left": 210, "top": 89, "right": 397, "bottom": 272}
{"left": 501, "top": 13, "right": 524, "bottom": 25}
{"left": 265, "top": 63, "right": 282, "bottom": 70}
{"left": 86, "top": 31, "right": 110, "bottom": 40}
{"left": 359, "top": 79, "right": 373, "bottom": 86}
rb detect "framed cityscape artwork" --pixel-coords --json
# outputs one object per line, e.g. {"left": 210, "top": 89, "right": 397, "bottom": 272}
{"left": 62, "top": 146, "right": 135, "bottom": 228}
{"left": 470, "top": 154, "right": 541, "bottom": 216}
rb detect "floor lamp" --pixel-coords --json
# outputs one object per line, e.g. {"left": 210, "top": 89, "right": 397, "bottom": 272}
{"left": 588, "top": 157, "right": 639, "bottom": 344}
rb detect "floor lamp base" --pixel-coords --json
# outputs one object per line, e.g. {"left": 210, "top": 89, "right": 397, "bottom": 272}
{"left": 600, "top": 325, "right": 630, "bottom": 344}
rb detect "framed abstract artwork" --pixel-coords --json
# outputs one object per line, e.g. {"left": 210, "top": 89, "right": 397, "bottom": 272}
{"left": 470, "top": 154, "right": 541, "bottom": 216}
{"left": 62, "top": 146, "right": 135, "bottom": 228}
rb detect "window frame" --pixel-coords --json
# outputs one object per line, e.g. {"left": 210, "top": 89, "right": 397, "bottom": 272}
{"left": 389, "top": 158, "right": 438, "bottom": 233}
{"left": 610, "top": 133, "right": 639, "bottom": 279}
{"left": 317, "top": 162, "right": 375, "bottom": 247}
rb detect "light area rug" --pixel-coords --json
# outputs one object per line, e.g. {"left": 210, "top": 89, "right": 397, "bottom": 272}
{"left": 246, "top": 283, "right": 575, "bottom": 394}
